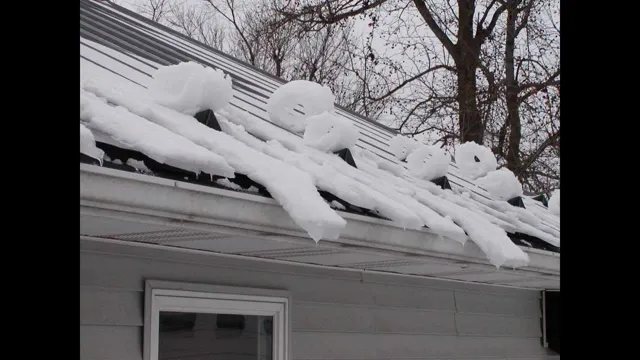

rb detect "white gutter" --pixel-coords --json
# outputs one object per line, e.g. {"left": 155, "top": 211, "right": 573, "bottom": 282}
{"left": 80, "top": 164, "right": 559, "bottom": 275}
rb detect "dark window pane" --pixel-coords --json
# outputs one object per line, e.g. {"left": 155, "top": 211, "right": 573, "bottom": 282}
{"left": 544, "top": 292, "right": 560, "bottom": 354}
{"left": 159, "top": 311, "right": 273, "bottom": 360}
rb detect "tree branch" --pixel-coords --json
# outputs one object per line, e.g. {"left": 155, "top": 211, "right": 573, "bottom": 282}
{"left": 279, "top": 0, "right": 388, "bottom": 26}
{"left": 368, "top": 64, "right": 455, "bottom": 102}
{"left": 412, "top": 0, "right": 457, "bottom": 56}
{"left": 515, "top": 0, "right": 534, "bottom": 37}
{"left": 476, "top": 1, "right": 507, "bottom": 44}
{"left": 519, "top": 69, "right": 560, "bottom": 101}
{"left": 517, "top": 128, "right": 560, "bottom": 176}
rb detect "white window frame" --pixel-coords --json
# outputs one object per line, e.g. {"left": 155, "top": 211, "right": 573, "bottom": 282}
{"left": 143, "top": 280, "right": 291, "bottom": 360}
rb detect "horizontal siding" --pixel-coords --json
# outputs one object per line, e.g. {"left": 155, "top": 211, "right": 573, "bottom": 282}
{"left": 454, "top": 290, "right": 541, "bottom": 317}
{"left": 293, "top": 303, "right": 375, "bottom": 333}
{"left": 455, "top": 312, "right": 542, "bottom": 337}
{"left": 293, "top": 333, "right": 549, "bottom": 359}
{"left": 80, "top": 240, "right": 557, "bottom": 360}
{"left": 370, "top": 282, "right": 456, "bottom": 311}
{"left": 80, "top": 288, "right": 142, "bottom": 326}
{"left": 80, "top": 325, "right": 141, "bottom": 360}
{"left": 373, "top": 307, "right": 456, "bottom": 334}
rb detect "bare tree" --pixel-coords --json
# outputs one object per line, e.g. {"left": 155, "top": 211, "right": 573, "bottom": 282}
{"left": 138, "top": 0, "right": 171, "bottom": 22}
{"left": 275, "top": 0, "right": 559, "bottom": 194}
{"left": 132, "top": 0, "right": 559, "bottom": 194}
{"left": 485, "top": 0, "right": 560, "bottom": 192}
{"left": 276, "top": 0, "right": 513, "bottom": 144}
{"left": 133, "top": 0, "right": 363, "bottom": 105}
{"left": 167, "top": 2, "right": 227, "bottom": 50}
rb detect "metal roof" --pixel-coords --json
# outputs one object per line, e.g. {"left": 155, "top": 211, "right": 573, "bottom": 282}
{"left": 79, "top": 0, "right": 559, "bottom": 254}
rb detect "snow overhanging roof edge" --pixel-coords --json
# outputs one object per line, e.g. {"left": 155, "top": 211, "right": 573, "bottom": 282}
{"left": 80, "top": 164, "right": 559, "bottom": 275}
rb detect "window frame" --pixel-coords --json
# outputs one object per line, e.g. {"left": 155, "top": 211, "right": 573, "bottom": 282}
{"left": 143, "top": 280, "right": 291, "bottom": 360}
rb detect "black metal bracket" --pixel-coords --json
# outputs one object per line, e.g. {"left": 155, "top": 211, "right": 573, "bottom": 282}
{"left": 194, "top": 109, "right": 222, "bottom": 131}
{"left": 532, "top": 193, "right": 549, "bottom": 207}
{"left": 507, "top": 196, "right": 526, "bottom": 208}
{"left": 431, "top": 176, "right": 452, "bottom": 190}
{"left": 333, "top": 148, "right": 357, "bottom": 168}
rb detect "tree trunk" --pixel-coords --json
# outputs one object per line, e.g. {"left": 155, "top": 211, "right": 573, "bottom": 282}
{"left": 456, "top": 0, "right": 483, "bottom": 144}
{"left": 505, "top": 0, "right": 522, "bottom": 172}
{"left": 457, "top": 59, "right": 483, "bottom": 143}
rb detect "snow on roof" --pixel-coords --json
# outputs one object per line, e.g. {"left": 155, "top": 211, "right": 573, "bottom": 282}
{"left": 79, "top": 0, "right": 559, "bottom": 268}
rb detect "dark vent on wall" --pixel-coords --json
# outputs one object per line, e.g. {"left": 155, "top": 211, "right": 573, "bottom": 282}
{"left": 507, "top": 196, "right": 526, "bottom": 208}
{"left": 431, "top": 176, "right": 452, "bottom": 190}
{"left": 334, "top": 148, "right": 357, "bottom": 168}
{"left": 194, "top": 109, "right": 222, "bottom": 131}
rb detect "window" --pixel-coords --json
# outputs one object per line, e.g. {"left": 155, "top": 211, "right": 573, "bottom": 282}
{"left": 144, "top": 280, "right": 290, "bottom": 360}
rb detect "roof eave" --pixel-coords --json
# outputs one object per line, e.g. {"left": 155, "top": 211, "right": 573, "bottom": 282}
{"left": 80, "top": 163, "right": 559, "bottom": 277}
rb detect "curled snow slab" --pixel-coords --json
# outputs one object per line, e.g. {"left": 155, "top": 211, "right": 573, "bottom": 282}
{"left": 475, "top": 168, "right": 523, "bottom": 201}
{"left": 80, "top": 90, "right": 235, "bottom": 178}
{"left": 406, "top": 145, "right": 450, "bottom": 181}
{"left": 548, "top": 189, "right": 560, "bottom": 216}
{"left": 83, "top": 81, "right": 345, "bottom": 242}
{"left": 147, "top": 61, "right": 233, "bottom": 115}
{"left": 221, "top": 102, "right": 528, "bottom": 264}
{"left": 389, "top": 135, "right": 419, "bottom": 161}
{"left": 353, "top": 148, "right": 379, "bottom": 168}
{"left": 357, "top": 148, "right": 379, "bottom": 163}
{"left": 303, "top": 112, "right": 360, "bottom": 152}
{"left": 266, "top": 80, "right": 335, "bottom": 134}
{"left": 454, "top": 142, "right": 497, "bottom": 180}
{"left": 80, "top": 123, "right": 104, "bottom": 162}
{"left": 415, "top": 190, "right": 529, "bottom": 268}
{"left": 220, "top": 107, "right": 301, "bottom": 152}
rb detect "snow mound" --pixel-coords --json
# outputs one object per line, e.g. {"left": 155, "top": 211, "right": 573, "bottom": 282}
{"left": 377, "top": 160, "right": 406, "bottom": 176}
{"left": 475, "top": 168, "right": 523, "bottom": 201}
{"left": 266, "top": 80, "right": 335, "bottom": 134}
{"left": 406, "top": 145, "right": 450, "bottom": 181}
{"left": 80, "top": 123, "right": 104, "bottom": 162}
{"left": 303, "top": 112, "right": 359, "bottom": 152}
{"left": 548, "top": 189, "right": 560, "bottom": 216}
{"left": 454, "top": 142, "right": 497, "bottom": 180}
{"left": 389, "top": 134, "right": 419, "bottom": 161}
{"left": 148, "top": 61, "right": 233, "bottom": 115}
